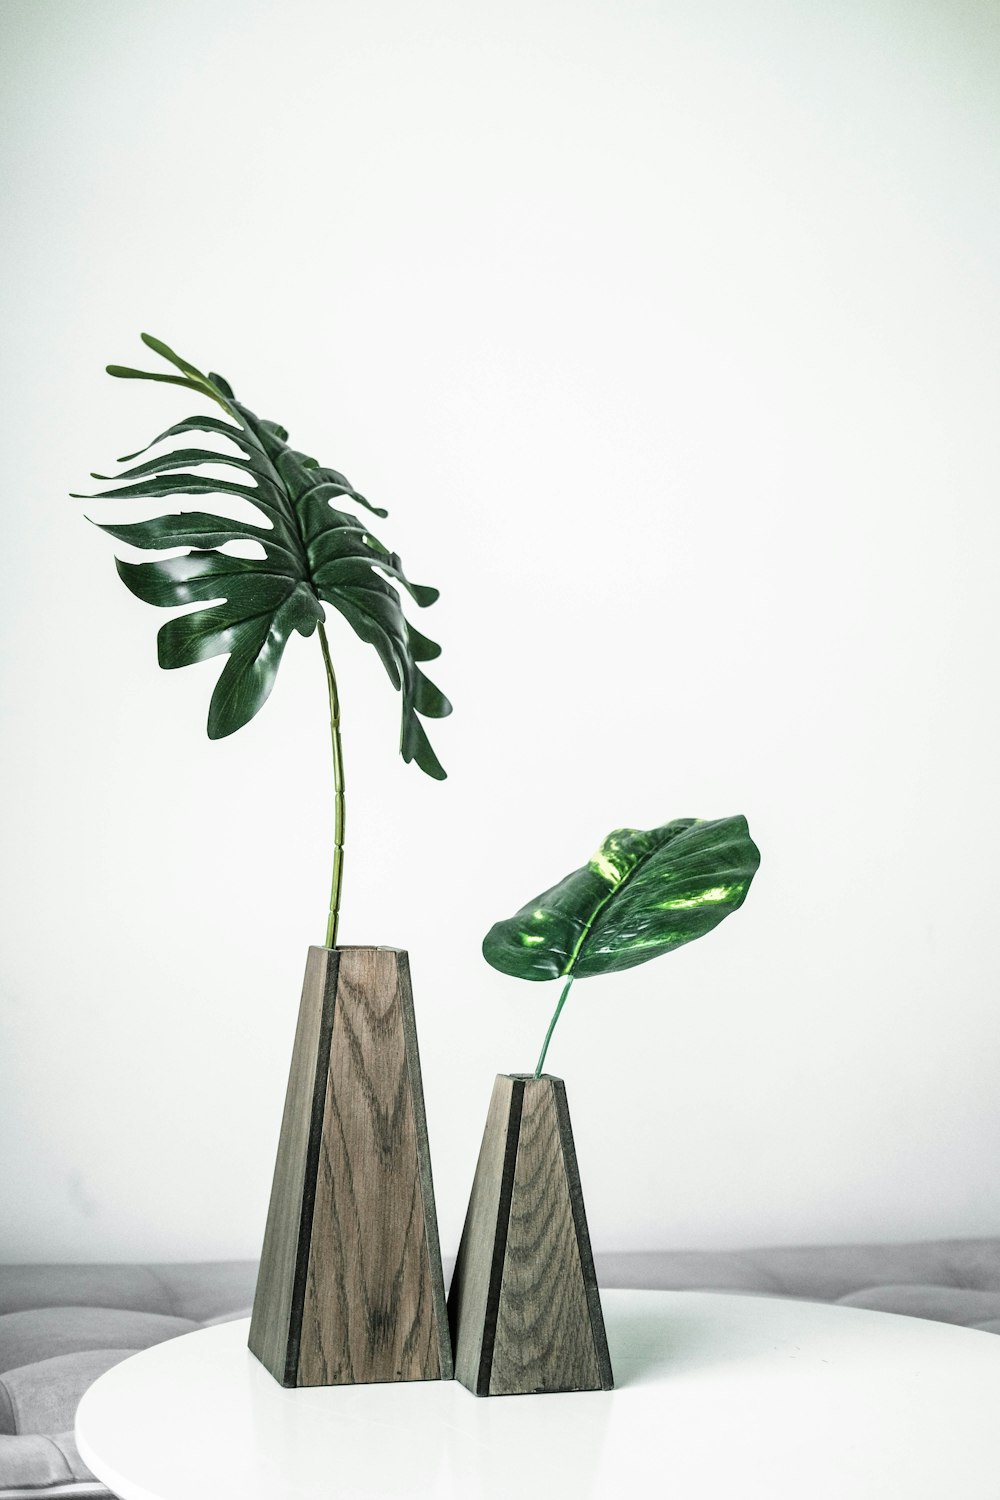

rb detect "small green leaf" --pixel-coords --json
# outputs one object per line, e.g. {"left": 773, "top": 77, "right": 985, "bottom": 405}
{"left": 483, "top": 815, "right": 760, "bottom": 982}
{"left": 140, "top": 333, "right": 205, "bottom": 379}
{"left": 206, "top": 371, "right": 235, "bottom": 398}
{"left": 106, "top": 366, "right": 202, "bottom": 391}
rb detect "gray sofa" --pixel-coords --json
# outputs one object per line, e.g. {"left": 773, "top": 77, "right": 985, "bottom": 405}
{"left": 2, "top": 1240, "right": 998, "bottom": 1497}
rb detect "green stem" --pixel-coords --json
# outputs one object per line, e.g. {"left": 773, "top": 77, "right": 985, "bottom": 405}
{"left": 534, "top": 976, "right": 575, "bottom": 1079}
{"left": 318, "top": 623, "right": 345, "bottom": 949}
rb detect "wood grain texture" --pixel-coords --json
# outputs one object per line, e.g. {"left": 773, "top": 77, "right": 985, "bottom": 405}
{"left": 448, "top": 1075, "right": 520, "bottom": 1391}
{"left": 248, "top": 947, "right": 338, "bottom": 1384}
{"left": 448, "top": 1074, "right": 613, "bottom": 1396}
{"left": 397, "top": 950, "right": 452, "bottom": 1381}
{"left": 551, "top": 1078, "right": 612, "bottom": 1387}
{"left": 249, "top": 946, "right": 451, "bottom": 1388}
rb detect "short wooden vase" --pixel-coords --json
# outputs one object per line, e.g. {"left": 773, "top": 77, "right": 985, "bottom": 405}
{"left": 448, "top": 1073, "right": 613, "bottom": 1396}
{"left": 249, "top": 946, "right": 453, "bottom": 1387}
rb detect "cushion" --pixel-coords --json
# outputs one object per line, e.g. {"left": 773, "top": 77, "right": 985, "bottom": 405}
{"left": 836, "top": 1283, "right": 1000, "bottom": 1329}
{"left": 0, "top": 1308, "right": 197, "bottom": 1377}
{"left": 0, "top": 1430, "right": 99, "bottom": 1495}
{"left": 0, "top": 1262, "right": 256, "bottom": 1497}
{"left": 0, "top": 1352, "right": 132, "bottom": 1438}
{"left": 593, "top": 1237, "right": 1000, "bottom": 1300}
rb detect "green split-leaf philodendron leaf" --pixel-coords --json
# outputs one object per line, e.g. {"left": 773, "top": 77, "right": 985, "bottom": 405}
{"left": 483, "top": 815, "right": 760, "bottom": 982}
{"left": 73, "top": 334, "right": 451, "bottom": 777}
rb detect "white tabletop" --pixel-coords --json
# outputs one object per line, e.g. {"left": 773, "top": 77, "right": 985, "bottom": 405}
{"left": 76, "top": 1290, "right": 1000, "bottom": 1500}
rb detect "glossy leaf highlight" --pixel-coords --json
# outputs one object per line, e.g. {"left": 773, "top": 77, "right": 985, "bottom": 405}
{"left": 483, "top": 815, "right": 760, "bottom": 982}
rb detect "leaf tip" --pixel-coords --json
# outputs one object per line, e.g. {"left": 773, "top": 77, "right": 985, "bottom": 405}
{"left": 358, "top": 495, "right": 389, "bottom": 518}
{"left": 207, "top": 370, "right": 234, "bottom": 399}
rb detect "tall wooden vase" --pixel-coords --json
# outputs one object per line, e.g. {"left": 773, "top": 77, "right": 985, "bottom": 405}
{"left": 249, "top": 946, "right": 453, "bottom": 1387}
{"left": 448, "top": 1073, "right": 613, "bottom": 1396}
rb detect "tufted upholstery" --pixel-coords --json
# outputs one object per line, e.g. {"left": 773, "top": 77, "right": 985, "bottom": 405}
{"left": 596, "top": 1238, "right": 1000, "bottom": 1333}
{"left": 0, "top": 1263, "right": 258, "bottom": 1498}
{"left": 1, "top": 1241, "right": 998, "bottom": 1496}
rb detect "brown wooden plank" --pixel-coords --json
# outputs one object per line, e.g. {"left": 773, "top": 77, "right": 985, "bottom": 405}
{"left": 551, "top": 1079, "right": 614, "bottom": 1390}
{"left": 249, "top": 946, "right": 451, "bottom": 1388}
{"left": 248, "top": 947, "right": 339, "bottom": 1385}
{"left": 297, "top": 947, "right": 448, "bottom": 1385}
{"left": 396, "top": 950, "right": 454, "bottom": 1381}
{"left": 489, "top": 1077, "right": 603, "bottom": 1394}
{"left": 450, "top": 1073, "right": 613, "bottom": 1397}
{"left": 448, "top": 1074, "right": 521, "bottom": 1392}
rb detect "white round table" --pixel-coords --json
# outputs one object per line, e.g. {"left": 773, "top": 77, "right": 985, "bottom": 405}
{"left": 76, "top": 1290, "right": 1000, "bottom": 1500}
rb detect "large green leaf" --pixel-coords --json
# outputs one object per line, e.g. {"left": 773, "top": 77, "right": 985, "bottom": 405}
{"left": 73, "top": 335, "right": 450, "bottom": 775}
{"left": 483, "top": 815, "right": 760, "bottom": 981}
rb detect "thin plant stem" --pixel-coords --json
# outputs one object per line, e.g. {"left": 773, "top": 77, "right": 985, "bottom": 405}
{"left": 534, "top": 976, "right": 574, "bottom": 1078}
{"left": 318, "top": 623, "right": 345, "bottom": 949}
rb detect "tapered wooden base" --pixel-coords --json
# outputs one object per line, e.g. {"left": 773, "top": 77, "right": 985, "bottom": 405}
{"left": 249, "top": 946, "right": 453, "bottom": 1387}
{"left": 448, "top": 1074, "right": 613, "bottom": 1396}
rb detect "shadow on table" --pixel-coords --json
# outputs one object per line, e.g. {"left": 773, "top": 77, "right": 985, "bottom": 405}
{"left": 605, "top": 1291, "right": 779, "bottom": 1387}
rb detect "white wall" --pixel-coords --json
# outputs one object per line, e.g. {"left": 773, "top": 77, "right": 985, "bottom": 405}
{"left": 2, "top": 0, "right": 999, "bottom": 1263}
